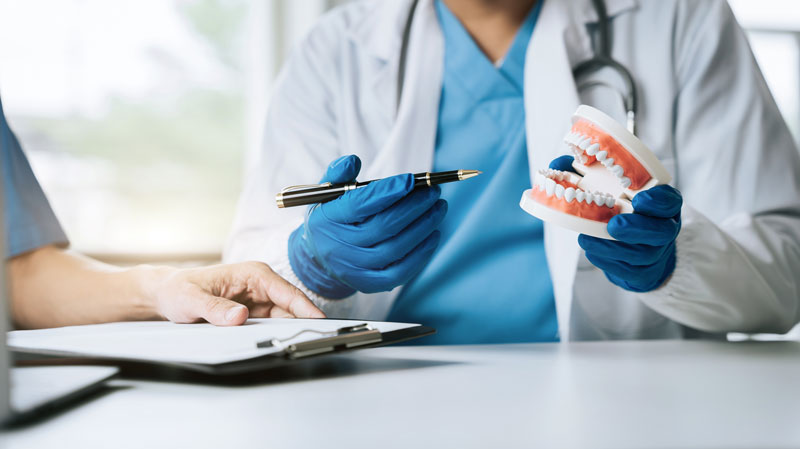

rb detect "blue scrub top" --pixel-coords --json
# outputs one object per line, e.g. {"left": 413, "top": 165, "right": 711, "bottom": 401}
{"left": 388, "top": 0, "right": 558, "bottom": 344}
{"left": 0, "top": 96, "right": 68, "bottom": 258}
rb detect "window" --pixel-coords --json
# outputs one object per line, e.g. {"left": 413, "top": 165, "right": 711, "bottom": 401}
{"left": 1, "top": 0, "right": 798, "bottom": 269}
{"left": 0, "top": 0, "right": 345, "bottom": 262}
{"left": 730, "top": 0, "right": 800, "bottom": 144}
{"left": 0, "top": 0, "right": 254, "bottom": 262}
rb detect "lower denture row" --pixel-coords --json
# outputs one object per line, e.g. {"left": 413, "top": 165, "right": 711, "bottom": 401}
{"left": 529, "top": 182, "right": 620, "bottom": 222}
{"left": 535, "top": 170, "right": 616, "bottom": 208}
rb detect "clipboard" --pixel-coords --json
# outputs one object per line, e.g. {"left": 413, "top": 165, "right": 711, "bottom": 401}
{"left": 8, "top": 319, "right": 435, "bottom": 375}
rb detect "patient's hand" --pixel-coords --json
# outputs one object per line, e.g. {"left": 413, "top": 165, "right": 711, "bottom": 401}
{"left": 9, "top": 247, "right": 325, "bottom": 329}
{"left": 148, "top": 262, "right": 326, "bottom": 326}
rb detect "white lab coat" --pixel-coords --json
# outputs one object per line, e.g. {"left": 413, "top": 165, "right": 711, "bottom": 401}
{"left": 226, "top": 0, "right": 800, "bottom": 341}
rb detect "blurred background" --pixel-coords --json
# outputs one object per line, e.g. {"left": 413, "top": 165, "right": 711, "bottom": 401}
{"left": 0, "top": 0, "right": 797, "bottom": 265}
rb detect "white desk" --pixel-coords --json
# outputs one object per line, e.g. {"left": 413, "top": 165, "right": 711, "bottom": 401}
{"left": 2, "top": 339, "right": 800, "bottom": 449}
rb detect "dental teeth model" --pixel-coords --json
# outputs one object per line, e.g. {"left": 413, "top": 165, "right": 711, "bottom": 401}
{"left": 520, "top": 105, "right": 672, "bottom": 240}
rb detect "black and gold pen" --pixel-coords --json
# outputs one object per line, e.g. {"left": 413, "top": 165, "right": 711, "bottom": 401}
{"left": 276, "top": 169, "right": 482, "bottom": 208}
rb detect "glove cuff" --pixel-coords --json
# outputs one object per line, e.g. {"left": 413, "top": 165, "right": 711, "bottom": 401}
{"left": 288, "top": 226, "right": 356, "bottom": 299}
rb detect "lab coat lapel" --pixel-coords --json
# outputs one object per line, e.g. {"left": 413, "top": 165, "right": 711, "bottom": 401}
{"left": 364, "top": 0, "right": 442, "bottom": 180}
{"left": 353, "top": 0, "right": 411, "bottom": 133}
{"left": 524, "top": 0, "right": 587, "bottom": 340}
{"left": 347, "top": 0, "right": 442, "bottom": 320}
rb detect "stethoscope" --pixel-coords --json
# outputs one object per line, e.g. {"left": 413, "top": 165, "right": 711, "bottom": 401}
{"left": 397, "top": 0, "right": 639, "bottom": 135}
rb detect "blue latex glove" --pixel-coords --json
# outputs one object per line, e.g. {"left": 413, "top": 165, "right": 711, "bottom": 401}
{"left": 289, "top": 155, "right": 447, "bottom": 298}
{"left": 549, "top": 155, "right": 682, "bottom": 292}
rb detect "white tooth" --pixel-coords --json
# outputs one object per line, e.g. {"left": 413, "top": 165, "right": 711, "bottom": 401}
{"left": 586, "top": 143, "right": 600, "bottom": 156}
{"left": 602, "top": 158, "right": 615, "bottom": 168}
{"left": 564, "top": 187, "right": 576, "bottom": 202}
{"left": 605, "top": 197, "right": 616, "bottom": 208}
{"left": 545, "top": 178, "right": 556, "bottom": 196}
{"left": 579, "top": 138, "right": 591, "bottom": 150}
{"left": 584, "top": 192, "right": 594, "bottom": 204}
{"left": 555, "top": 184, "right": 565, "bottom": 199}
{"left": 576, "top": 190, "right": 585, "bottom": 203}
{"left": 611, "top": 165, "right": 624, "bottom": 176}
{"left": 593, "top": 194, "right": 604, "bottom": 206}
{"left": 620, "top": 177, "right": 631, "bottom": 188}
{"left": 596, "top": 150, "right": 608, "bottom": 161}
{"left": 580, "top": 154, "right": 588, "bottom": 164}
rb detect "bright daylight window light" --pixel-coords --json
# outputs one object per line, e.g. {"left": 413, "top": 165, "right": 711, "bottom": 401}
{"left": 0, "top": 0, "right": 250, "bottom": 260}
{"left": 0, "top": 0, "right": 798, "bottom": 261}
{"left": 729, "top": 0, "right": 800, "bottom": 143}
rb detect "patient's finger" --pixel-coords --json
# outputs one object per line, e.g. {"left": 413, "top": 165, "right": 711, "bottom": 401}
{"left": 268, "top": 306, "right": 295, "bottom": 319}
{"left": 248, "top": 263, "right": 325, "bottom": 318}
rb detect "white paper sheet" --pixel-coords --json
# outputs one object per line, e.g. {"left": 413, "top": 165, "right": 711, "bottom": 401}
{"left": 7, "top": 319, "right": 418, "bottom": 365}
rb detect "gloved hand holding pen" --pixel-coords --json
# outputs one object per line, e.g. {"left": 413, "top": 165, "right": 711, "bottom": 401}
{"left": 549, "top": 155, "right": 682, "bottom": 292}
{"left": 289, "top": 155, "right": 448, "bottom": 298}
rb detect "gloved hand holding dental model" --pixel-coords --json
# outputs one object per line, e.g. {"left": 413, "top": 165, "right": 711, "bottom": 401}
{"left": 521, "top": 105, "right": 681, "bottom": 293}
{"left": 548, "top": 155, "right": 682, "bottom": 292}
{"left": 288, "top": 155, "right": 448, "bottom": 298}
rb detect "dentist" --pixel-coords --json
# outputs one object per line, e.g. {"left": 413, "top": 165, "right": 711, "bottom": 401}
{"left": 226, "top": 0, "right": 800, "bottom": 342}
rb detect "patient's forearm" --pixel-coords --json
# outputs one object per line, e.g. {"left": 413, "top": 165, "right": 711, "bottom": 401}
{"left": 7, "top": 245, "right": 325, "bottom": 330}
{"left": 8, "top": 246, "right": 162, "bottom": 329}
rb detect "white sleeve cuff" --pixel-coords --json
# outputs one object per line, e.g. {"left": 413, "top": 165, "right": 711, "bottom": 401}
{"left": 633, "top": 206, "right": 792, "bottom": 333}
{"left": 269, "top": 245, "right": 350, "bottom": 313}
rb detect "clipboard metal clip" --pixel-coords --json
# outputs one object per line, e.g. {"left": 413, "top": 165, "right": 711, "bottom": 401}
{"left": 256, "top": 323, "right": 383, "bottom": 359}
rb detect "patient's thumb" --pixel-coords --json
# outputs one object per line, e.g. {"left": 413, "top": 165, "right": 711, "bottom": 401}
{"left": 199, "top": 295, "right": 248, "bottom": 326}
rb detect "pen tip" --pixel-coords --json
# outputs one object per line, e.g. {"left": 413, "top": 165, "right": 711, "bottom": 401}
{"left": 459, "top": 170, "right": 482, "bottom": 180}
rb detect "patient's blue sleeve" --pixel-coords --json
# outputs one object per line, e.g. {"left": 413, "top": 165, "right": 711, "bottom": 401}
{"left": 0, "top": 96, "right": 69, "bottom": 258}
